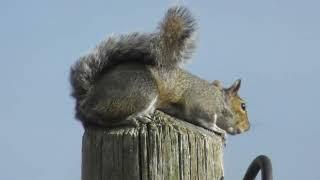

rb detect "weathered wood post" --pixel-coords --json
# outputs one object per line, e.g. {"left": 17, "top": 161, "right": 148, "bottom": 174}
{"left": 82, "top": 111, "right": 224, "bottom": 180}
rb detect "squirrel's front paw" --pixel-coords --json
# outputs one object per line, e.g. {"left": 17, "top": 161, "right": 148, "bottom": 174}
{"left": 212, "top": 114, "right": 227, "bottom": 146}
{"left": 210, "top": 124, "right": 227, "bottom": 147}
{"left": 218, "top": 130, "right": 227, "bottom": 147}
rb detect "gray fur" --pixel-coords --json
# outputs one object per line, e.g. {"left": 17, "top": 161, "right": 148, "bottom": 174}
{"left": 70, "top": 6, "right": 196, "bottom": 102}
{"left": 151, "top": 6, "right": 197, "bottom": 68}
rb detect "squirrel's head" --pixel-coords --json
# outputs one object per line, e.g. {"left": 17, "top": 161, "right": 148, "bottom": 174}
{"left": 212, "top": 79, "right": 250, "bottom": 135}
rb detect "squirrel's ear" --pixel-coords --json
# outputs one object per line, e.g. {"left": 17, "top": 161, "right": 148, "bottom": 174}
{"left": 226, "top": 79, "right": 241, "bottom": 95}
{"left": 212, "top": 80, "right": 223, "bottom": 89}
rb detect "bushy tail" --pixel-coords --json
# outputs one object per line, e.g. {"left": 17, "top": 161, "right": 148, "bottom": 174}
{"left": 70, "top": 6, "right": 197, "bottom": 100}
{"left": 70, "top": 33, "right": 153, "bottom": 100}
{"left": 151, "top": 6, "right": 197, "bottom": 68}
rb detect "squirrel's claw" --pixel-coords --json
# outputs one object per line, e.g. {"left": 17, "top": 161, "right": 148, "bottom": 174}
{"left": 135, "top": 115, "right": 153, "bottom": 124}
{"left": 126, "top": 114, "right": 153, "bottom": 126}
{"left": 212, "top": 114, "right": 227, "bottom": 147}
{"left": 211, "top": 124, "right": 227, "bottom": 147}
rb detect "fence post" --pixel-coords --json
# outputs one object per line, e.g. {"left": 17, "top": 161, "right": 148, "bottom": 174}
{"left": 81, "top": 111, "right": 224, "bottom": 180}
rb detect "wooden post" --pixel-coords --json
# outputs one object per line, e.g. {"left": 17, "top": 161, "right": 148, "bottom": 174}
{"left": 81, "top": 111, "right": 224, "bottom": 180}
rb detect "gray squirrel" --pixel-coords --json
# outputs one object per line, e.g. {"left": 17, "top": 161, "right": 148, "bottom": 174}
{"left": 70, "top": 6, "right": 250, "bottom": 135}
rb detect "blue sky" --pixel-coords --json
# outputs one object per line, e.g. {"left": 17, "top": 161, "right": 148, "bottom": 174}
{"left": 1, "top": 0, "right": 319, "bottom": 179}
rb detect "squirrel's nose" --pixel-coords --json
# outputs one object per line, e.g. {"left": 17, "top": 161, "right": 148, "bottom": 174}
{"left": 227, "top": 127, "right": 237, "bottom": 135}
{"left": 235, "top": 124, "right": 250, "bottom": 134}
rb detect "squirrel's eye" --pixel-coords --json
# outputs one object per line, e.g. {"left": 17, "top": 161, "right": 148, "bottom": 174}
{"left": 241, "top": 103, "right": 246, "bottom": 111}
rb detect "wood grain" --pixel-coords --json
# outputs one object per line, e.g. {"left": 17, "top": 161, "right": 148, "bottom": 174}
{"left": 82, "top": 111, "right": 224, "bottom": 180}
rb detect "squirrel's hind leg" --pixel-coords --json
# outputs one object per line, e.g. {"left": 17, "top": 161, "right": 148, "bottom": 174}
{"left": 89, "top": 63, "right": 159, "bottom": 127}
{"left": 126, "top": 95, "right": 158, "bottom": 125}
{"left": 90, "top": 92, "right": 158, "bottom": 128}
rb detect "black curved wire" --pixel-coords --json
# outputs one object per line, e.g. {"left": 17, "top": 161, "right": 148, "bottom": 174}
{"left": 243, "top": 155, "right": 273, "bottom": 180}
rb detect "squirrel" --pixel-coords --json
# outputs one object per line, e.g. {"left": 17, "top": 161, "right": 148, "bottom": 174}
{"left": 70, "top": 6, "right": 250, "bottom": 135}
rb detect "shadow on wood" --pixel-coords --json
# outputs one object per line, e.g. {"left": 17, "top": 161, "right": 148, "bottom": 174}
{"left": 82, "top": 111, "right": 224, "bottom": 180}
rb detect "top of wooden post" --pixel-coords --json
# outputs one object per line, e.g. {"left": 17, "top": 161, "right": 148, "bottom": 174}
{"left": 82, "top": 111, "right": 225, "bottom": 180}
